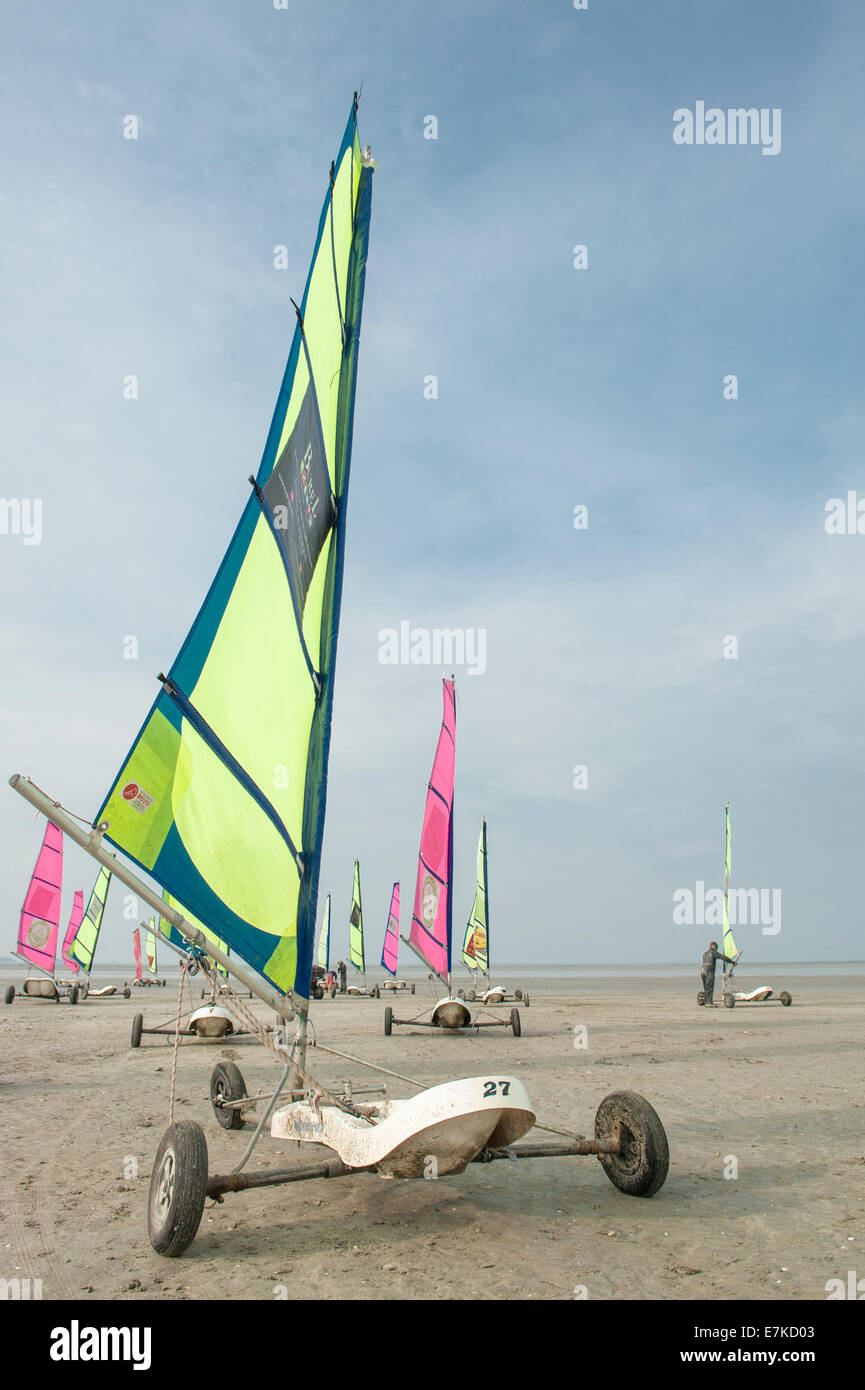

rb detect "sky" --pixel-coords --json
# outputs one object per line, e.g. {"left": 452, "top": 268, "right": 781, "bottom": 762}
{"left": 1, "top": 0, "right": 864, "bottom": 967}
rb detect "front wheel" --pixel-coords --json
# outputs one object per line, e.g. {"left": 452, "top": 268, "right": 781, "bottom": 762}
{"left": 410, "top": 983, "right": 415, "bottom": 995}
{"left": 696, "top": 990, "right": 705, "bottom": 1006}
{"left": 510, "top": 1008, "right": 521, "bottom": 1037}
{"left": 373, "top": 985, "right": 380, "bottom": 999}
{"left": 148, "top": 1121, "right": 208, "bottom": 1257}
{"left": 779, "top": 990, "right": 792, "bottom": 1006}
{"left": 131, "top": 1014, "right": 143, "bottom": 1048}
{"left": 523, "top": 992, "right": 531, "bottom": 1007}
{"left": 210, "top": 1061, "right": 247, "bottom": 1130}
{"left": 595, "top": 1091, "right": 669, "bottom": 1198}
{"left": 69, "top": 985, "right": 79, "bottom": 1005}
{"left": 122, "top": 987, "right": 131, "bottom": 1000}
{"left": 514, "top": 988, "right": 523, "bottom": 1001}
{"left": 4, "top": 985, "right": 15, "bottom": 1004}
{"left": 723, "top": 993, "right": 735, "bottom": 1009}
{"left": 384, "top": 1006, "right": 393, "bottom": 1036}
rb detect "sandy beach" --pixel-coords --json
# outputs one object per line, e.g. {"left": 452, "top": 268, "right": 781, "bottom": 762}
{"left": 1, "top": 968, "right": 861, "bottom": 1301}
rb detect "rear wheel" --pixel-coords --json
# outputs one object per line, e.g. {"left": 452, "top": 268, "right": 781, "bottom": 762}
{"left": 3, "top": 986, "right": 15, "bottom": 1004}
{"left": 373, "top": 985, "right": 380, "bottom": 999}
{"left": 210, "top": 1061, "right": 247, "bottom": 1130}
{"left": 595, "top": 1091, "right": 669, "bottom": 1198}
{"left": 410, "top": 983, "right": 415, "bottom": 995}
{"left": 148, "top": 1121, "right": 208, "bottom": 1257}
{"left": 69, "top": 986, "right": 79, "bottom": 1005}
{"left": 510, "top": 1008, "right": 521, "bottom": 1037}
{"left": 779, "top": 990, "right": 792, "bottom": 1006}
{"left": 514, "top": 988, "right": 523, "bottom": 1001}
{"left": 123, "top": 987, "right": 131, "bottom": 1000}
{"left": 723, "top": 993, "right": 735, "bottom": 1009}
{"left": 384, "top": 1006, "right": 393, "bottom": 1036}
{"left": 696, "top": 990, "right": 705, "bottom": 1006}
{"left": 131, "top": 1014, "right": 144, "bottom": 1048}
{"left": 467, "top": 989, "right": 476, "bottom": 1003}
{"left": 312, "top": 986, "right": 324, "bottom": 1000}
{"left": 523, "top": 992, "right": 531, "bottom": 1007}
{"left": 457, "top": 989, "right": 465, "bottom": 1000}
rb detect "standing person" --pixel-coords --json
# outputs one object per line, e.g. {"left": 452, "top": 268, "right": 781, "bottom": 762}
{"left": 337, "top": 959, "right": 347, "bottom": 993}
{"left": 700, "top": 940, "right": 736, "bottom": 1006}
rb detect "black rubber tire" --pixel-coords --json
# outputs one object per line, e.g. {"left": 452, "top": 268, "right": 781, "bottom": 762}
{"left": 457, "top": 989, "right": 465, "bottom": 1000}
{"left": 723, "top": 993, "right": 735, "bottom": 1009}
{"left": 210, "top": 1061, "right": 247, "bottom": 1130}
{"left": 514, "top": 988, "right": 523, "bottom": 1001}
{"left": 696, "top": 990, "right": 705, "bottom": 1006}
{"left": 779, "top": 991, "right": 792, "bottom": 1006}
{"left": 410, "top": 983, "right": 415, "bottom": 995}
{"left": 523, "top": 992, "right": 531, "bottom": 1007}
{"left": 384, "top": 1006, "right": 393, "bottom": 1036}
{"left": 467, "top": 989, "right": 476, "bottom": 1003}
{"left": 4, "top": 985, "right": 15, "bottom": 1004}
{"left": 131, "top": 1014, "right": 143, "bottom": 1048}
{"left": 373, "top": 985, "right": 380, "bottom": 999}
{"left": 312, "top": 986, "right": 324, "bottom": 1001}
{"left": 595, "top": 1091, "right": 669, "bottom": 1198}
{"left": 329, "top": 985, "right": 337, "bottom": 998}
{"left": 69, "top": 986, "right": 79, "bottom": 1005}
{"left": 123, "top": 987, "right": 131, "bottom": 1000}
{"left": 148, "top": 1121, "right": 208, "bottom": 1257}
{"left": 510, "top": 1008, "right": 521, "bottom": 1037}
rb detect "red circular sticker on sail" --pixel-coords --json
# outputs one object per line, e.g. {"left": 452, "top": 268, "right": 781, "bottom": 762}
{"left": 122, "top": 783, "right": 139, "bottom": 800}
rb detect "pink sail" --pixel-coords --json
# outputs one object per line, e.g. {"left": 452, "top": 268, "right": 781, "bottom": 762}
{"left": 381, "top": 882, "right": 400, "bottom": 975}
{"left": 410, "top": 679, "right": 456, "bottom": 980}
{"left": 133, "top": 927, "right": 143, "bottom": 981}
{"left": 61, "top": 890, "right": 84, "bottom": 973}
{"left": 17, "top": 821, "right": 64, "bottom": 975}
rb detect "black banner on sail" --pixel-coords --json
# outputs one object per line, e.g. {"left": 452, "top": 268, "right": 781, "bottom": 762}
{"left": 263, "top": 383, "right": 332, "bottom": 615}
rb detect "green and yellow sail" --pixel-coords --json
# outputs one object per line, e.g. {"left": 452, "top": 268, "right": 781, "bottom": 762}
{"left": 462, "top": 818, "right": 489, "bottom": 973}
{"left": 93, "top": 101, "right": 374, "bottom": 1003}
{"left": 69, "top": 865, "right": 111, "bottom": 974}
{"left": 349, "top": 860, "right": 365, "bottom": 974}
{"left": 722, "top": 802, "right": 737, "bottom": 960}
{"left": 317, "top": 893, "right": 331, "bottom": 972}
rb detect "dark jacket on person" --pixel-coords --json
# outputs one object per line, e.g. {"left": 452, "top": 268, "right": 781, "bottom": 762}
{"left": 701, "top": 946, "right": 734, "bottom": 977}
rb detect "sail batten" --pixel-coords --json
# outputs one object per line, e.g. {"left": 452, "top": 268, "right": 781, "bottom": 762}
{"left": 409, "top": 680, "right": 456, "bottom": 979}
{"left": 92, "top": 106, "right": 374, "bottom": 1003}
